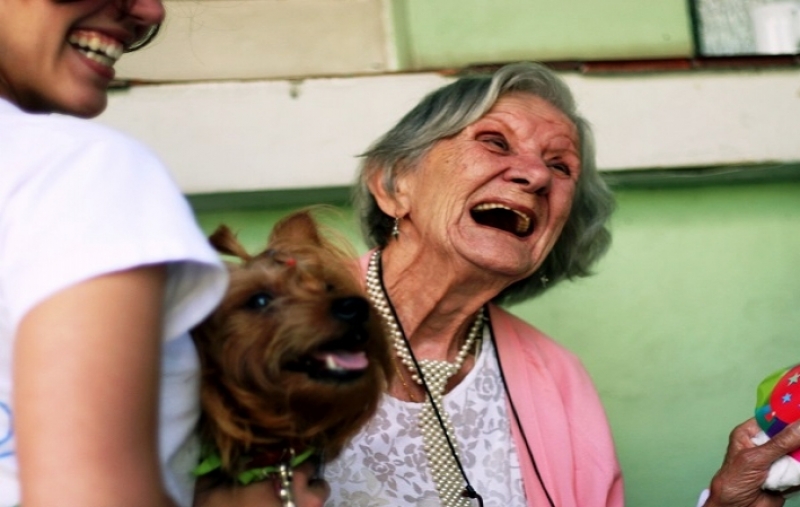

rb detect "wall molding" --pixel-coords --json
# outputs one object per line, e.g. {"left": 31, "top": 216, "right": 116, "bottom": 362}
{"left": 96, "top": 68, "right": 800, "bottom": 195}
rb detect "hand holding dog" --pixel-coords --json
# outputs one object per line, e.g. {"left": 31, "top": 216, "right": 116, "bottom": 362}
{"left": 194, "top": 462, "right": 329, "bottom": 507}
{"left": 704, "top": 418, "right": 800, "bottom": 507}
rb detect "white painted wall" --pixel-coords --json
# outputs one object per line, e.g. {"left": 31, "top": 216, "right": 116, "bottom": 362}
{"left": 116, "top": 0, "right": 393, "bottom": 81}
{"left": 95, "top": 69, "right": 800, "bottom": 195}
{"left": 567, "top": 69, "right": 800, "bottom": 170}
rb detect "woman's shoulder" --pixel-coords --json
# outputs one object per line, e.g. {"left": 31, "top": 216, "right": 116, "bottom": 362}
{"left": 0, "top": 111, "right": 172, "bottom": 204}
{"left": 489, "top": 304, "right": 594, "bottom": 389}
{"left": 489, "top": 305, "right": 580, "bottom": 361}
{"left": 0, "top": 106, "right": 156, "bottom": 168}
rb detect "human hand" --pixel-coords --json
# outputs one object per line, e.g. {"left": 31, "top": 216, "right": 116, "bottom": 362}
{"left": 194, "top": 462, "right": 329, "bottom": 507}
{"left": 704, "top": 418, "right": 800, "bottom": 507}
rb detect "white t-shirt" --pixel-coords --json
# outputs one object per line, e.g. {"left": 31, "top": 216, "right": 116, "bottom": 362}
{"left": 0, "top": 99, "right": 228, "bottom": 507}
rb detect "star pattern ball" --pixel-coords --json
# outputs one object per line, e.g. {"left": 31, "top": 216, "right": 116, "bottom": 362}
{"left": 768, "top": 367, "right": 800, "bottom": 432}
{"left": 756, "top": 364, "right": 800, "bottom": 446}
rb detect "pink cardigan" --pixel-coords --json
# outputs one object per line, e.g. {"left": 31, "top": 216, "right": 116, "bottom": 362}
{"left": 490, "top": 305, "right": 624, "bottom": 507}
{"left": 360, "top": 253, "right": 624, "bottom": 506}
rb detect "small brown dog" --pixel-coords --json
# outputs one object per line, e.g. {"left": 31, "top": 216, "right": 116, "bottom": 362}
{"left": 191, "top": 209, "right": 391, "bottom": 495}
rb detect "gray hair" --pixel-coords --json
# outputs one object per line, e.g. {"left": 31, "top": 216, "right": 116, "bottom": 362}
{"left": 353, "top": 62, "right": 615, "bottom": 304}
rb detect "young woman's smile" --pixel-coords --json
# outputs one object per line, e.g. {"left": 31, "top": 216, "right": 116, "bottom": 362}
{"left": 68, "top": 29, "right": 126, "bottom": 79}
{"left": 0, "top": 0, "right": 164, "bottom": 117}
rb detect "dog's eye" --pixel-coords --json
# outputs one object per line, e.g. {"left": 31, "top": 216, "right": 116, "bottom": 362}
{"left": 244, "top": 292, "right": 273, "bottom": 310}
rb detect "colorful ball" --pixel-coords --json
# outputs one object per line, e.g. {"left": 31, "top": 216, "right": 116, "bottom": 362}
{"left": 756, "top": 364, "right": 800, "bottom": 460}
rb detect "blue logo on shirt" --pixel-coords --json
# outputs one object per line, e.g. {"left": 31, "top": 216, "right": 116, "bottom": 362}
{"left": 0, "top": 402, "right": 14, "bottom": 458}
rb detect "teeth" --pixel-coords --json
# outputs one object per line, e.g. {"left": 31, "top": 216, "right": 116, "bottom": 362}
{"left": 472, "top": 203, "right": 531, "bottom": 233}
{"left": 80, "top": 49, "right": 114, "bottom": 67}
{"left": 68, "top": 31, "right": 124, "bottom": 65}
{"left": 324, "top": 355, "right": 345, "bottom": 373}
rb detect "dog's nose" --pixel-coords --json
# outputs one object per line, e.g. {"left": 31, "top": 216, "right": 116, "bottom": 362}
{"left": 331, "top": 297, "right": 369, "bottom": 324}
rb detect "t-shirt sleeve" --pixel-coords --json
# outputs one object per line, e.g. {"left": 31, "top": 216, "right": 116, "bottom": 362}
{"left": 1, "top": 131, "right": 227, "bottom": 341}
{"left": 697, "top": 488, "right": 709, "bottom": 507}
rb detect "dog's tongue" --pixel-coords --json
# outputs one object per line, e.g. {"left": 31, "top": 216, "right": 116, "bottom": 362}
{"left": 316, "top": 351, "right": 369, "bottom": 371}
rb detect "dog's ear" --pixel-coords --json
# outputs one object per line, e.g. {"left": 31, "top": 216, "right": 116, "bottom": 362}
{"left": 208, "top": 225, "right": 252, "bottom": 261}
{"left": 269, "top": 210, "right": 323, "bottom": 247}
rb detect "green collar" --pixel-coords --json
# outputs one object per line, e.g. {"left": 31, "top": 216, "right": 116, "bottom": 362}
{"left": 193, "top": 447, "right": 316, "bottom": 485}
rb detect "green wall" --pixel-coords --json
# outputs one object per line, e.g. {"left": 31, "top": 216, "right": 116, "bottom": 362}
{"left": 391, "top": 0, "right": 694, "bottom": 69}
{"left": 194, "top": 180, "right": 800, "bottom": 507}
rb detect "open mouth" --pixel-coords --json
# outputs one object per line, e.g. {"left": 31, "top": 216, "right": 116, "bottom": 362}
{"left": 471, "top": 203, "right": 534, "bottom": 237}
{"left": 284, "top": 332, "right": 370, "bottom": 382}
{"left": 68, "top": 30, "right": 124, "bottom": 68}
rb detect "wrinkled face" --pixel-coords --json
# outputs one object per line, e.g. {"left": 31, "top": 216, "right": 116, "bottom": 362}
{"left": 397, "top": 93, "right": 581, "bottom": 281}
{"left": 0, "top": 0, "right": 165, "bottom": 117}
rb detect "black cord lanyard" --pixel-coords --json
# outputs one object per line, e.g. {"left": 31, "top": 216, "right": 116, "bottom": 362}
{"left": 375, "top": 255, "right": 557, "bottom": 507}
{"left": 376, "top": 257, "right": 484, "bottom": 506}
{"left": 487, "top": 312, "right": 557, "bottom": 507}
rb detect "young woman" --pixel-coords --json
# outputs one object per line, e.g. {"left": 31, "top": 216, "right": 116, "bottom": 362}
{"left": 0, "top": 1, "right": 327, "bottom": 506}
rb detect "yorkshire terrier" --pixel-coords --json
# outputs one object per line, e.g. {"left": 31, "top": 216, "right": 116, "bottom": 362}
{"left": 191, "top": 209, "right": 391, "bottom": 498}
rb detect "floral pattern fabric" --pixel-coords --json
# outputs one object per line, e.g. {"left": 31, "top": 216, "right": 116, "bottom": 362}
{"left": 325, "top": 333, "right": 526, "bottom": 506}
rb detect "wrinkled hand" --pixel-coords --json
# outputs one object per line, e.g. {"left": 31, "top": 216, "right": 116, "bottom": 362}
{"left": 704, "top": 418, "right": 800, "bottom": 507}
{"left": 194, "top": 462, "right": 330, "bottom": 507}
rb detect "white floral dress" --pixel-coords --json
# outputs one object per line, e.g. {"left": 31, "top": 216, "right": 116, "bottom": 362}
{"left": 324, "top": 332, "right": 527, "bottom": 506}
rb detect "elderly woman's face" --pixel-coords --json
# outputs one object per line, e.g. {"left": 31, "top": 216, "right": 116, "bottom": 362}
{"left": 397, "top": 92, "right": 580, "bottom": 281}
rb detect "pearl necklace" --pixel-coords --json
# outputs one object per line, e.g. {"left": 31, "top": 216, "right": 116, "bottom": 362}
{"left": 366, "top": 250, "right": 485, "bottom": 507}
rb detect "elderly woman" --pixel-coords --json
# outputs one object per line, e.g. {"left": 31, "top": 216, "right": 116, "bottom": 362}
{"left": 323, "top": 62, "right": 620, "bottom": 507}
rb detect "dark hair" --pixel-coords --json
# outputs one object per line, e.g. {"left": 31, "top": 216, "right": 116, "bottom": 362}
{"left": 353, "top": 62, "right": 615, "bottom": 304}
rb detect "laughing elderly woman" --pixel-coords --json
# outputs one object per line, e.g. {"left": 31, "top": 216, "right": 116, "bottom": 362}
{"left": 323, "top": 62, "right": 621, "bottom": 507}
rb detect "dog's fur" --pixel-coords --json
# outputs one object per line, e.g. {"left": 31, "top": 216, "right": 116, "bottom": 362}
{"left": 191, "top": 209, "right": 391, "bottom": 487}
